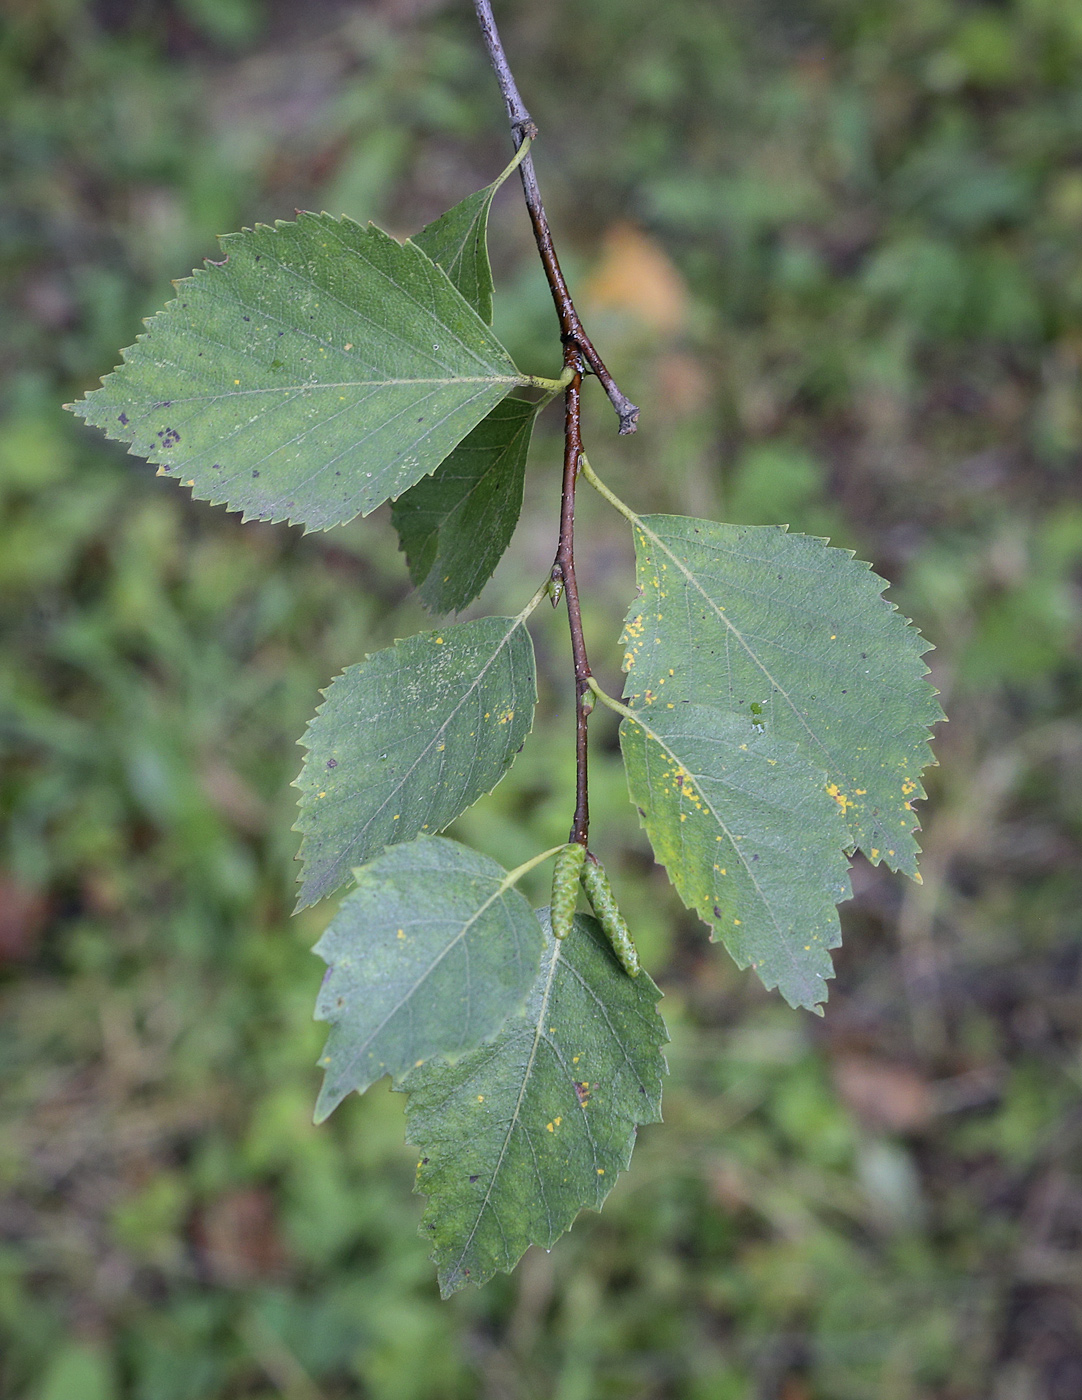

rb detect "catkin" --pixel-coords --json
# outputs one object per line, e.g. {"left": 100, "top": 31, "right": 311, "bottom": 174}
{"left": 550, "top": 842, "right": 585, "bottom": 939}
{"left": 580, "top": 855, "right": 640, "bottom": 976}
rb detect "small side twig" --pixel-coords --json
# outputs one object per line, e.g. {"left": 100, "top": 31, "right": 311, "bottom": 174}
{"left": 472, "top": 0, "right": 639, "bottom": 436}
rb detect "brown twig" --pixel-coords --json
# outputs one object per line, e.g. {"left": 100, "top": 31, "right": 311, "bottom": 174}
{"left": 471, "top": 0, "right": 640, "bottom": 436}
{"left": 552, "top": 345, "right": 592, "bottom": 844}
{"left": 472, "top": 0, "right": 623, "bottom": 847}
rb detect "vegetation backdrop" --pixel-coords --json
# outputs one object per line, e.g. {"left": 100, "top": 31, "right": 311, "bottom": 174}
{"left": 3, "top": 1, "right": 1082, "bottom": 1396}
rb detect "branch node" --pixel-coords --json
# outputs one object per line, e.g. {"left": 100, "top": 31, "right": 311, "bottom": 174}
{"left": 473, "top": 0, "right": 640, "bottom": 437}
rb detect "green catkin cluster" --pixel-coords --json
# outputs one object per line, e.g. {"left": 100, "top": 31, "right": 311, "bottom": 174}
{"left": 580, "top": 855, "right": 640, "bottom": 977}
{"left": 550, "top": 842, "right": 586, "bottom": 939}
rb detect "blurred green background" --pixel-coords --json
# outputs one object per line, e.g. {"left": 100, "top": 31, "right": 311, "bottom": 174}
{"left": 3, "top": 0, "right": 1082, "bottom": 1395}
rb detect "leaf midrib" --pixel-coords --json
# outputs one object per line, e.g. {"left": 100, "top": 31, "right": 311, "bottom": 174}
{"left": 622, "top": 710, "right": 788, "bottom": 946}
{"left": 331, "top": 879, "right": 531, "bottom": 1083}
{"left": 631, "top": 516, "right": 836, "bottom": 777}
{"left": 122, "top": 376, "right": 524, "bottom": 408}
{"left": 447, "top": 939, "right": 564, "bottom": 1280}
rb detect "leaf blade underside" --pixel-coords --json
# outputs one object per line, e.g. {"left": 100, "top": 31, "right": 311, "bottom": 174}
{"left": 391, "top": 396, "right": 537, "bottom": 613}
{"left": 622, "top": 515, "right": 943, "bottom": 874}
{"left": 295, "top": 615, "right": 536, "bottom": 908}
{"left": 313, "top": 838, "right": 545, "bottom": 1121}
{"left": 620, "top": 702, "right": 851, "bottom": 1010}
{"left": 403, "top": 911, "right": 667, "bottom": 1297}
{"left": 411, "top": 182, "right": 500, "bottom": 325}
{"left": 69, "top": 215, "right": 525, "bottom": 530}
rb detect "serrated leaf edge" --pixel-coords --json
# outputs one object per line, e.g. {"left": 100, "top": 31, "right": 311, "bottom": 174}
{"left": 66, "top": 214, "right": 530, "bottom": 534}
{"left": 312, "top": 844, "right": 546, "bottom": 1120}
{"left": 625, "top": 514, "right": 944, "bottom": 874}
{"left": 406, "top": 916, "right": 668, "bottom": 1296}
{"left": 619, "top": 705, "right": 849, "bottom": 1010}
{"left": 292, "top": 614, "right": 537, "bottom": 909}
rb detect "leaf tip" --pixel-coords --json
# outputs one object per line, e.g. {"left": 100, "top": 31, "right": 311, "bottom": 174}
{"left": 311, "top": 1095, "right": 336, "bottom": 1127}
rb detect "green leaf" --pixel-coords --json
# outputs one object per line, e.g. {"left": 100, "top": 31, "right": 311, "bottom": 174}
{"left": 391, "top": 396, "right": 537, "bottom": 614}
{"left": 411, "top": 148, "right": 523, "bottom": 323}
{"left": 621, "top": 515, "right": 942, "bottom": 875}
{"left": 294, "top": 614, "right": 536, "bottom": 908}
{"left": 68, "top": 215, "right": 527, "bottom": 531}
{"left": 403, "top": 910, "right": 667, "bottom": 1297}
{"left": 313, "top": 838, "right": 545, "bottom": 1121}
{"left": 619, "top": 702, "right": 851, "bottom": 1010}
{"left": 392, "top": 159, "right": 539, "bottom": 611}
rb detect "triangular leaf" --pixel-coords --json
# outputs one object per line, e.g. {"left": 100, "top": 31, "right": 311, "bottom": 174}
{"left": 391, "top": 396, "right": 537, "bottom": 614}
{"left": 411, "top": 146, "right": 525, "bottom": 322}
{"left": 621, "top": 516, "right": 942, "bottom": 874}
{"left": 313, "top": 838, "right": 545, "bottom": 1121}
{"left": 412, "top": 188, "right": 499, "bottom": 326}
{"left": 68, "top": 215, "right": 528, "bottom": 531}
{"left": 295, "top": 614, "right": 536, "bottom": 908}
{"left": 403, "top": 910, "right": 667, "bottom": 1297}
{"left": 619, "top": 701, "right": 851, "bottom": 1010}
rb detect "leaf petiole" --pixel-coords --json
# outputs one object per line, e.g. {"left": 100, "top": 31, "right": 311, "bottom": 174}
{"left": 520, "top": 364, "right": 575, "bottom": 395}
{"left": 514, "top": 577, "right": 553, "bottom": 625}
{"left": 501, "top": 843, "right": 574, "bottom": 892}
{"left": 493, "top": 132, "right": 533, "bottom": 189}
{"left": 586, "top": 675, "right": 635, "bottom": 721}
{"left": 579, "top": 455, "right": 639, "bottom": 524}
